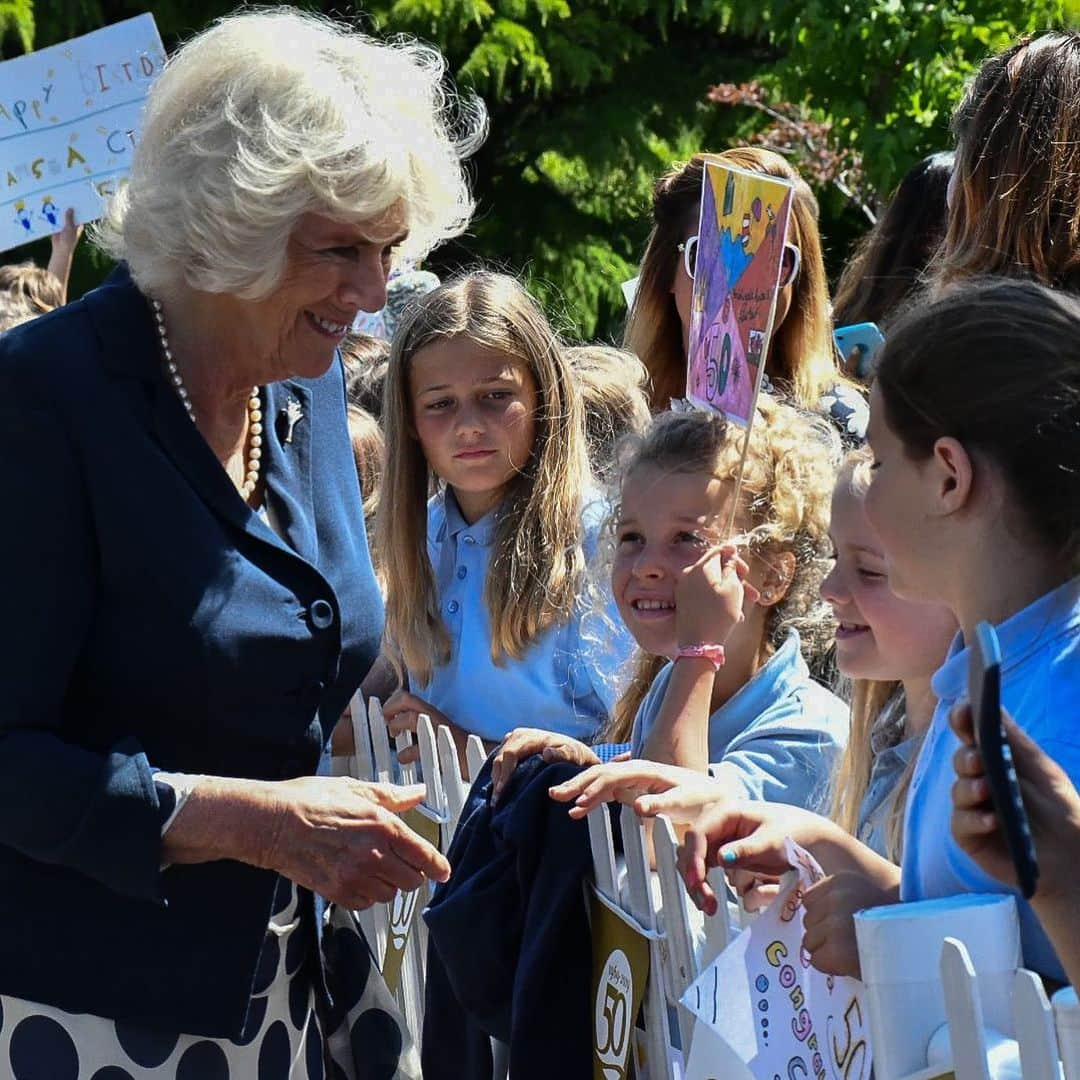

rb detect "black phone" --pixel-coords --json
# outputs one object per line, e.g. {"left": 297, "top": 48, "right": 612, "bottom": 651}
{"left": 969, "top": 621, "right": 1040, "bottom": 899}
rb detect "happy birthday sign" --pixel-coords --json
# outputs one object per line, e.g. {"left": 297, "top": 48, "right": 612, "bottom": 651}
{"left": 683, "top": 840, "right": 872, "bottom": 1080}
{"left": 686, "top": 161, "right": 794, "bottom": 427}
{"left": 0, "top": 14, "right": 165, "bottom": 254}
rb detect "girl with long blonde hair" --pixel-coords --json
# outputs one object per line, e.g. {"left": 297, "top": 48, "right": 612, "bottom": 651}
{"left": 823, "top": 450, "right": 955, "bottom": 862}
{"left": 377, "top": 271, "right": 632, "bottom": 755}
{"left": 624, "top": 148, "right": 865, "bottom": 440}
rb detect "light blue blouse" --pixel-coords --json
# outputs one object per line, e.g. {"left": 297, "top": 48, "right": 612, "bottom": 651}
{"left": 630, "top": 630, "right": 849, "bottom": 810}
{"left": 901, "top": 577, "right": 1080, "bottom": 982}
{"left": 410, "top": 490, "right": 633, "bottom": 743}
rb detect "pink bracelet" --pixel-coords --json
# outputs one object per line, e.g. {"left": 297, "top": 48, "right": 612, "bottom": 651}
{"left": 673, "top": 643, "right": 726, "bottom": 671}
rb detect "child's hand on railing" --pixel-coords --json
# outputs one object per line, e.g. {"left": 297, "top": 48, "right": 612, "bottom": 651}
{"left": 676, "top": 800, "right": 825, "bottom": 916}
{"left": 490, "top": 729, "right": 599, "bottom": 805}
{"left": 383, "top": 689, "right": 461, "bottom": 766}
{"left": 548, "top": 759, "right": 723, "bottom": 820}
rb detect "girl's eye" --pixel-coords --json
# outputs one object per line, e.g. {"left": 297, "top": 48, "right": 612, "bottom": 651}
{"left": 857, "top": 567, "right": 886, "bottom": 581}
{"left": 328, "top": 246, "right": 359, "bottom": 259}
{"left": 869, "top": 460, "right": 882, "bottom": 471}
{"left": 424, "top": 399, "right": 452, "bottom": 411}
{"left": 617, "top": 531, "right": 643, "bottom": 547}
{"left": 485, "top": 390, "right": 512, "bottom": 401}
{"left": 676, "top": 531, "right": 706, "bottom": 545}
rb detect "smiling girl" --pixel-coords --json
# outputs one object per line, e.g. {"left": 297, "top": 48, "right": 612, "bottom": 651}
{"left": 493, "top": 399, "right": 849, "bottom": 819}
{"left": 377, "top": 272, "right": 632, "bottom": 756}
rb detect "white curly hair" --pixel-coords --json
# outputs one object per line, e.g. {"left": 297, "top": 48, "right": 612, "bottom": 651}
{"left": 94, "top": 6, "right": 485, "bottom": 298}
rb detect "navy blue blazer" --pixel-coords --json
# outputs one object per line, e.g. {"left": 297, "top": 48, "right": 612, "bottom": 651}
{"left": 0, "top": 270, "right": 384, "bottom": 1036}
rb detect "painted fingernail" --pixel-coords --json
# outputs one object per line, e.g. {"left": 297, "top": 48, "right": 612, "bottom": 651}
{"left": 721, "top": 850, "right": 737, "bottom": 865}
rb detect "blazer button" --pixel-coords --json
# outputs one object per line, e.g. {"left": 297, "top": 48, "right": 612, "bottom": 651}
{"left": 309, "top": 599, "right": 335, "bottom": 630}
{"left": 447, "top": 600, "right": 460, "bottom": 614}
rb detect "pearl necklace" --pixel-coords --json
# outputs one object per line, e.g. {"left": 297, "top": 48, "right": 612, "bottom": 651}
{"left": 151, "top": 297, "right": 264, "bottom": 501}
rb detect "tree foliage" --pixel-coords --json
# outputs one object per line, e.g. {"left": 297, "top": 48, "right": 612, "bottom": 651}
{"left": 7, "top": 0, "right": 1071, "bottom": 338}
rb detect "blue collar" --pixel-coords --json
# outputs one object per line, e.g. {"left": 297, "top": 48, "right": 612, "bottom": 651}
{"left": 932, "top": 577, "right": 1080, "bottom": 702}
{"left": 715, "top": 630, "right": 806, "bottom": 723}
{"left": 440, "top": 489, "right": 500, "bottom": 547}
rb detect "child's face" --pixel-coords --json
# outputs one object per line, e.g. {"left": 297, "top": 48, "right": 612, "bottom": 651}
{"left": 409, "top": 337, "right": 537, "bottom": 521}
{"left": 612, "top": 464, "right": 754, "bottom": 658}
{"left": 862, "top": 383, "right": 941, "bottom": 605}
{"left": 822, "top": 477, "right": 956, "bottom": 682}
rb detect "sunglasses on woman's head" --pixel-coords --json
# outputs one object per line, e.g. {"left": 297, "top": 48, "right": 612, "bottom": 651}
{"left": 676, "top": 234, "right": 802, "bottom": 288}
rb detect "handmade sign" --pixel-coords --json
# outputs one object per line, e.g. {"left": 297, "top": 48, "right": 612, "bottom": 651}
{"left": 588, "top": 882, "right": 652, "bottom": 1080}
{"left": 0, "top": 14, "right": 165, "bottom": 254}
{"left": 382, "top": 805, "right": 443, "bottom": 995}
{"left": 682, "top": 839, "right": 872, "bottom": 1080}
{"left": 686, "top": 161, "right": 794, "bottom": 427}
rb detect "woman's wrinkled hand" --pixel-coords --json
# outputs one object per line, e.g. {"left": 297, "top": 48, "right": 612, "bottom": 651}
{"left": 261, "top": 776, "right": 450, "bottom": 910}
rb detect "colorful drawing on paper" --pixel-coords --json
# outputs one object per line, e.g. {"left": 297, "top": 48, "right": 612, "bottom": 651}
{"left": 0, "top": 14, "right": 165, "bottom": 254}
{"left": 685, "top": 162, "right": 794, "bottom": 427}
{"left": 682, "top": 840, "right": 872, "bottom": 1080}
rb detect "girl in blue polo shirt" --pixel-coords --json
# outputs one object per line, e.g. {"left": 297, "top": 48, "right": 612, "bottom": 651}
{"left": 676, "top": 279, "right": 1080, "bottom": 984}
{"left": 868, "top": 279, "right": 1080, "bottom": 982}
{"left": 376, "top": 272, "right": 632, "bottom": 757}
{"left": 493, "top": 395, "right": 850, "bottom": 814}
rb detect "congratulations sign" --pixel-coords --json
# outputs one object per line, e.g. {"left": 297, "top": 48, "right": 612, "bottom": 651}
{"left": 683, "top": 840, "right": 872, "bottom": 1080}
{"left": 0, "top": 14, "right": 165, "bottom": 254}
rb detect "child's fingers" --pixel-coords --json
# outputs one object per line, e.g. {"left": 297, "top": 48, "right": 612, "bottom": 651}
{"left": 952, "top": 773, "right": 992, "bottom": 811}
{"left": 952, "top": 743, "right": 986, "bottom": 780}
{"left": 386, "top": 711, "right": 420, "bottom": 737}
{"left": 951, "top": 805, "right": 1000, "bottom": 839}
{"left": 678, "top": 831, "right": 718, "bottom": 914}
{"left": 949, "top": 703, "right": 977, "bottom": 747}
{"left": 396, "top": 744, "right": 420, "bottom": 766}
{"left": 490, "top": 747, "right": 519, "bottom": 804}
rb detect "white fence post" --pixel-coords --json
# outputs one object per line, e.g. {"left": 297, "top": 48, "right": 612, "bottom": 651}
{"left": 1012, "top": 968, "right": 1059, "bottom": 1080}
{"left": 940, "top": 937, "right": 992, "bottom": 1080}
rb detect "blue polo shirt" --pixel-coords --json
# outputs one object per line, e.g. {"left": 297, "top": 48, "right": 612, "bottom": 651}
{"left": 410, "top": 490, "right": 633, "bottom": 743}
{"left": 630, "top": 630, "right": 849, "bottom": 809}
{"left": 901, "top": 577, "right": 1080, "bottom": 982}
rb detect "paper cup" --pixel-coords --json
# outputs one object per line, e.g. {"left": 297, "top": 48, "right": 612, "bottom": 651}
{"left": 854, "top": 894, "right": 1020, "bottom": 1080}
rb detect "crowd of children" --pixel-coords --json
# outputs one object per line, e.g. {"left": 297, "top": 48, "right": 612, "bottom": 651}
{"left": 5, "top": 22, "right": 1080, "bottom": 1077}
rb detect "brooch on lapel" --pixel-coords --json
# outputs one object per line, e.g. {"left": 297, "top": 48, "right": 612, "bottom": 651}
{"left": 282, "top": 398, "right": 304, "bottom": 445}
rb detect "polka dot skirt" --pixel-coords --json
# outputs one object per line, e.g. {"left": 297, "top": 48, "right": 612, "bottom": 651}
{"left": 0, "top": 882, "right": 420, "bottom": 1080}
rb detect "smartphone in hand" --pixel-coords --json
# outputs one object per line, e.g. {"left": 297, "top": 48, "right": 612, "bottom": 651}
{"left": 834, "top": 322, "right": 885, "bottom": 380}
{"left": 969, "top": 621, "right": 1040, "bottom": 898}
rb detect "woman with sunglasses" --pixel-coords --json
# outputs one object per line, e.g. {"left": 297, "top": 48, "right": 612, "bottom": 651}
{"left": 625, "top": 147, "right": 866, "bottom": 442}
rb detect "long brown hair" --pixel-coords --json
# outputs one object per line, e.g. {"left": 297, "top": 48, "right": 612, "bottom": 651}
{"left": 833, "top": 152, "right": 954, "bottom": 329}
{"left": 378, "top": 271, "right": 591, "bottom": 683}
{"left": 605, "top": 398, "right": 840, "bottom": 740}
{"left": 624, "top": 148, "right": 848, "bottom": 411}
{"left": 939, "top": 33, "right": 1080, "bottom": 290}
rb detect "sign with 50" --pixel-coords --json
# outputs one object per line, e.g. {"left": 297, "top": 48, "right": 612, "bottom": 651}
{"left": 589, "top": 883, "right": 652, "bottom": 1080}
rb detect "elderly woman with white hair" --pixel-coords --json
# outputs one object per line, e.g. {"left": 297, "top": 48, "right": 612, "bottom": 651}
{"left": 0, "top": 8, "right": 482, "bottom": 1078}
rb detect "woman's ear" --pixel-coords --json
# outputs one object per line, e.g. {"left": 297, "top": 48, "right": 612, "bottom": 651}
{"left": 757, "top": 549, "right": 796, "bottom": 607}
{"left": 929, "top": 436, "right": 974, "bottom": 517}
